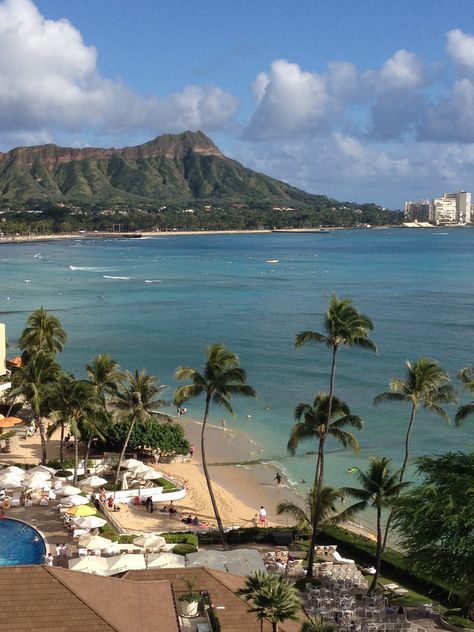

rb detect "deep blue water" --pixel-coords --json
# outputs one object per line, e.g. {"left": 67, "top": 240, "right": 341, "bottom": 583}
{"left": 0, "top": 518, "right": 46, "bottom": 565}
{"left": 1, "top": 228, "right": 473, "bottom": 491}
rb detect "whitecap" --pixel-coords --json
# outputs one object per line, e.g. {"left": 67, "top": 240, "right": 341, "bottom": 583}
{"left": 69, "top": 265, "right": 115, "bottom": 272}
{"left": 102, "top": 275, "right": 130, "bottom": 280}
{"left": 144, "top": 279, "right": 162, "bottom": 283}
{"left": 23, "top": 279, "right": 31, "bottom": 283}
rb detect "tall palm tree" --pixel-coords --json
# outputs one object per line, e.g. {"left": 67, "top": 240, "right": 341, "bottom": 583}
{"left": 46, "top": 372, "right": 75, "bottom": 469}
{"left": 86, "top": 354, "right": 124, "bottom": 405}
{"left": 295, "top": 295, "right": 375, "bottom": 574}
{"left": 374, "top": 358, "right": 457, "bottom": 549}
{"left": 455, "top": 366, "right": 474, "bottom": 425}
{"left": 287, "top": 393, "right": 363, "bottom": 578}
{"left": 277, "top": 485, "right": 347, "bottom": 533}
{"left": 175, "top": 343, "right": 256, "bottom": 549}
{"left": 10, "top": 351, "right": 60, "bottom": 464}
{"left": 80, "top": 406, "right": 110, "bottom": 472}
{"left": 300, "top": 616, "right": 335, "bottom": 632}
{"left": 19, "top": 307, "right": 67, "bottom": 359}
{"left": 343, "top": 457, "right": 408, "bottom": 594}
{"left": 247, "top": 575, "right": 300, "bottom": 632}
{"left": 113, "top": 369, "right": 167, "bottom": 484}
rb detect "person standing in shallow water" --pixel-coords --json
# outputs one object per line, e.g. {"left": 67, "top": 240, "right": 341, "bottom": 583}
{"left": 274, "top": 472, "right": 282, "bottom": 487}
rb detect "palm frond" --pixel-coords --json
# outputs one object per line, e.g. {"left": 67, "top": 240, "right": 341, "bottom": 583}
{"left": 294, "top": 331, "right": 327, "bottom": 348}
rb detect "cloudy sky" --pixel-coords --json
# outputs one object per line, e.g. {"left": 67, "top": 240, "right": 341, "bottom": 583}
{"left": 2, "top": 0, "right": 474, "bottom": 208}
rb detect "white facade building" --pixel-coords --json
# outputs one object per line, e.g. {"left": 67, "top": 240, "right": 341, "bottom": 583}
{"left": 431, "top": 191, "right": 472, "bottom": 225}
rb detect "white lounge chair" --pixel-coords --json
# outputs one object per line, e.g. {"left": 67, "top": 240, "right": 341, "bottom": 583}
{"left": 333, "top": 551, "right": 355, "bottom": 564}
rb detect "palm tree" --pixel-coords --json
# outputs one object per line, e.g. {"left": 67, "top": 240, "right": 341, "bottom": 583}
{"left": 239, "top": 573, "right": 300, "bottom": 632}
{"left": 19, "top": 307, "right": 67, "bottom": 359}
{"left": 175, "top": 343, "right": 256, "bottom": 549}
{"left": 276, "top": 485, "right": 347, "bottom": 533}
{"left": 113, "top": 369, "right": 167, "bottom": 484}
{"left": 80, "top": 406, "right": 110, "bottom": 473}
{"left": 374, "top": 358, "right": 457, "bottom": 549}
{"left": 287, "top": 393, "right": 363, "bottom": 578}
{"left": 295, "top": 295, "right": 375, "bottom": 575}
{"left": 300, "top": 616, "right": 335, "bottom": 632}
{"left": 455, "top": 366, "right": 474, "bottom": 425}
{"left": 86, "top": 354, "right": 124, "bottom": 405}
{"left": 46, "top": 372, "right": 75, "bottom": 469}
{"left": 10, "top": 351, "right": 60, "bottom": 464}
{"left": 343, "top": 457, "right": 408, "bottom": 594}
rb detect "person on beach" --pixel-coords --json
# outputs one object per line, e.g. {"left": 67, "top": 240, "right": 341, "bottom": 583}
{"left": 259, "top": 506, "right": 267, "bottom": 526}
{"left": 62, "top": 543, "right": 68, "bottom": 559}
{"left": 45, "top": 553, "right": 54, "bottom": 566}
{"left": 220, "top": 418, "right": 226, "bottom": 430}
{"left": 189, "top": 444, "right": 195, "bottom": 459}
{"left": 55, "top": 544, "right": 62, "bottom": 559}
{"left": 274, "top": 472, "right": 282, "bottom": 487}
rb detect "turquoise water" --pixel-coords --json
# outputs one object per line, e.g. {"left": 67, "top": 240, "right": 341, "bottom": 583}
{"left": 1, "top": 229, "right": 473, "bottom": 491}
{"left": 0, "top": 518, "right": 46, "bottom": 565}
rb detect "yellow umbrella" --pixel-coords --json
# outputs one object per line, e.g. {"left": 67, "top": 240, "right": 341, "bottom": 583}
{"left": 66, "top": 504, "right": 97, "bottom": 517}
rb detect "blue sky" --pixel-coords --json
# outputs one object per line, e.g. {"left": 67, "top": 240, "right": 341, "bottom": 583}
{"left": 3, "top": 0, "right": 474, "bottom": 207}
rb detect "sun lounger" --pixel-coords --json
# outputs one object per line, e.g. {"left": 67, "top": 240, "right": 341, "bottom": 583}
{"left": 333, "top": 551, "right": 355, "bottom": 564}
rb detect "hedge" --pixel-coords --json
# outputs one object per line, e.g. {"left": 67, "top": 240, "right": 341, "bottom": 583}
{"left": 173, "top": 543, "right": 198, "bottom": 556}
{"left": 162, "top": 532, "right": 198, "bottom": 547}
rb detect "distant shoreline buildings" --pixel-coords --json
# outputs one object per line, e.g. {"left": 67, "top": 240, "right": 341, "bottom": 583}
{"left": 404, "top": 191, "right": 472, "bottom": 225}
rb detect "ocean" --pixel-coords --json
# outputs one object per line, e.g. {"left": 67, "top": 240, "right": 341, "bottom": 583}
{"left": 1, "top": 228, "right": 473, "bottom": 493}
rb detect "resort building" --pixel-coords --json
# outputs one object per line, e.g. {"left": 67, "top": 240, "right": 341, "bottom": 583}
{"left": 430, "top": 191, "right": 472, "bottom": 225}
{"left": 404, "top": 199, "right": 430, "bottom": 222}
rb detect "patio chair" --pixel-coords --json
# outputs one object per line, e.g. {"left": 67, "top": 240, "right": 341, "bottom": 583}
{"left": 11, "top": 493, "right": 21, "bottom": 507}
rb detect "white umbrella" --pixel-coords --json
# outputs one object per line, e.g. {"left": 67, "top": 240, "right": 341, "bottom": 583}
{"left": 60, "top": 494, "right": 89, "bottom": 506}
{"left": 147, "top": 552, "right": 185, "bottom": 569}
{"left": 23, "top": 472, "right": 51, "bottom": 489}
{"left": 77, "top": 534, "right": 114, "bottom": 549}
{"left": 105, "top": 553, "right": 146, "bottom": 576}
{"left": 0, "top": 466, "right": 25, "bottom": 476}
{"left": 74, "top": 516, "right": 107, "bottom": 530}
{"left": 0, "top": 473, "right": 24, "bottom": 488}
{"left": 129, "top": 462, "right": 151, "bottom": 475}
{"left": 57, "top": 485, "right": 82, "bottom": 497}
{"left": 79, "top": 475, "right": 108, "bottom": 488}
{"left": 123, "top": 458, "right": 142, "bottom": 469}
{"left": 139, "top": 469, "right": 162, "bottom": 481}
{"left": 69, "top": 556, "right": 108, "bottom": 575}
{"left": 26, "top": 465, "right": 56, "bottom": 475}
{"left": 133, "top": 533, "right": 166, "bottom": 549}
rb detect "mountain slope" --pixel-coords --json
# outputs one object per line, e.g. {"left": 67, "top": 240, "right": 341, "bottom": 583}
{"left": 0, "top": 131, "right": 326, "bottom": 206}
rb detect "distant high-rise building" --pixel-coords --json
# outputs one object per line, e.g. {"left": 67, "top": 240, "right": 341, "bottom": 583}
{"left": 404, "top": 199, "right": 430, "bottom": 222}
{"left": 431, "top": 191, "right": 472, "bottom": 225}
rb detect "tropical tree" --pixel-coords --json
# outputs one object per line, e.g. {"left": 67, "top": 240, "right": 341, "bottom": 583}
{"left": 295, "top": 295, "right": 375, "bottom": 575}
{"left": 175, "top": 343, "right": 256, "bottom": 548}
{"left": 374, "top": 358, "right": 457, "bottom": 548}
{"left": 287, "top": 393, "right": 363, "bottom": 577}
{"left": 10, "top": 351, "right": 60, "bottom": 464}
{"left": 343, "top": 457, "right": 408, "bottom": 594}
{"left": 46, "top": 372, "right": 75, "bottom": 469}
{"left": 19, "top": 307, "right": 67, "bottom": 359}
{"left": 238, "top": 573, "right": 300, "bottom": 632}
{"left": 393, "top": 452, "right": 474, "bottom": 620}
{"left": 277, "top": 485, "right": 347, "bottom": 533}
{"left": 86, "top": 354, "right": 124, "bottom": 405}
{"left": 455, "top": 366, "right": 474, "bottom": 425}
{"left": 113, "top": 370, "right": 167, "bottom": 484}
{"left": 300, "top": 615, "right": 335, "bottom": 632}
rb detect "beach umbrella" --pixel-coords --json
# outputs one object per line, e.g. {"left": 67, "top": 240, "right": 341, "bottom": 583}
{"left": 146, "top": 552, "right": 185, "bottom": 569}
{"left": 23, "top": 472, "right": 51, "bottom": 488}
{"left": 26, "top": 465, "right": 56, "bottom": 475}
{"left": 129, "top": 462, "right": 151, "bottom": 475}
{"left": 77, "top": 533, "right": 113, "bottom": 549}
{"left": 79, "top": 475, "right": 108, "bottom": 488}
{"left": 139, "top": 469, "right": 162, "bottom": 481}
{"left": 69, "top": 556, "right": 108, "bottom": 575}
{"left": 61, "top": 494, "right": 89, "bottom": 506}
{"left": 67, "top": 504, "right": 97, "bottom": 517}
{"left": 0, "top": 466, "right": 25, "bottom": 477}
{"left": 0, "top": 416, "right": 23, "bottom": 428}
{"left": 74, "top": 516, "right": 107, "bottom": 530}
{"left": 105, "top": 553, "right": 146, "bottom": 576}
{"left": 0, "top": 473, "right": 24, "bottom": 488}
{"left": 0, "top": 414, "right": 4, "bottom": 420}
{"left": 57, "top": 485, "right": 82, "bottom": 497}
{"left": 133, "top": 533, "right": 166, "bottom": 549}
{"left": 122, "top": 458, "right": 142, "bottom": 469}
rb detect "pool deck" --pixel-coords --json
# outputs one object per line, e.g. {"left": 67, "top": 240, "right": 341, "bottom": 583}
{"left": 6, "top": 504, "right": 76, "bottom": 566}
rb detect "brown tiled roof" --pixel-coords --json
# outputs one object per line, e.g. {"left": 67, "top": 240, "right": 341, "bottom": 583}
{"left": 124, "top": 566, "right": 302, "bottom": 632}
{"left": 0, "top": 565, "right": 179, "bottom": 632}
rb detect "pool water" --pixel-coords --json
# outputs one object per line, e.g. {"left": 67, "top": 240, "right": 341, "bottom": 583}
{"left": 0, "top": 518, "right": 46, "bottom": 565}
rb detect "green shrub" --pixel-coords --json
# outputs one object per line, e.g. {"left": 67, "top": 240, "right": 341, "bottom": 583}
{"left": 173, "top": 543, "right": 198, "bottom": 556}
{"left": 100, "top": 420, "right": 190, "bottom": 455}
{"left": 443, "top": 613, "right": 474, "bottom": 630}
{"left": 156, "top": 477, "right": 178, "bottom": 492}
{"left": 162, "top": 532, "right": 198, "bottom": 547}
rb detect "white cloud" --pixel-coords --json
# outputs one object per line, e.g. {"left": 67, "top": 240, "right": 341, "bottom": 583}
{"left": 419, "top": 78, "right": 474, "bottom": 142}
{"left": 365, "top": 49, "right": 425, "bottom": 93}
{"left": 446, "top": 29, "right": 474, "bottom": 71}
{"left": 0, "top": 0, "right": 238, "bottom": 146}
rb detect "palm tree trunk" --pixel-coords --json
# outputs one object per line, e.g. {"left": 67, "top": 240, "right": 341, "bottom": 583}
{"left": 84, "top": 436, "right": 93, "bottom": 474}
{"left": 201, "top": 395, "right": 228, "bottom": 549}
{"left": 307, "top": 346, "right": 338, "bottom": 578}
{"left": 305, "top": 436, "right": 324, "bottom": 579}
{"left": 38, "top": 415, "right": 47, "bottom": 465}
{"left": 59, "top": 421, "right": 65, "bottom": 470}
{"left": 73, "top": 436, "right": 79, "bottom": 485}
{"left": 272, "top": 622, "right": 277, "bottom": 632}
{"left": 369, "top": 506, "right": 383, "bottom": 594}
{"left": 382, "top": 404, "right": 416, "bottom": 550}
{"left": 115, "top": 417, "right": 136, "bottom": 484}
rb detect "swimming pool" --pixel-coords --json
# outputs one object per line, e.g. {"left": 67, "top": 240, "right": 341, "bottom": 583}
{"left": 0, "top": 518, "right": 46, "bottom": 565}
